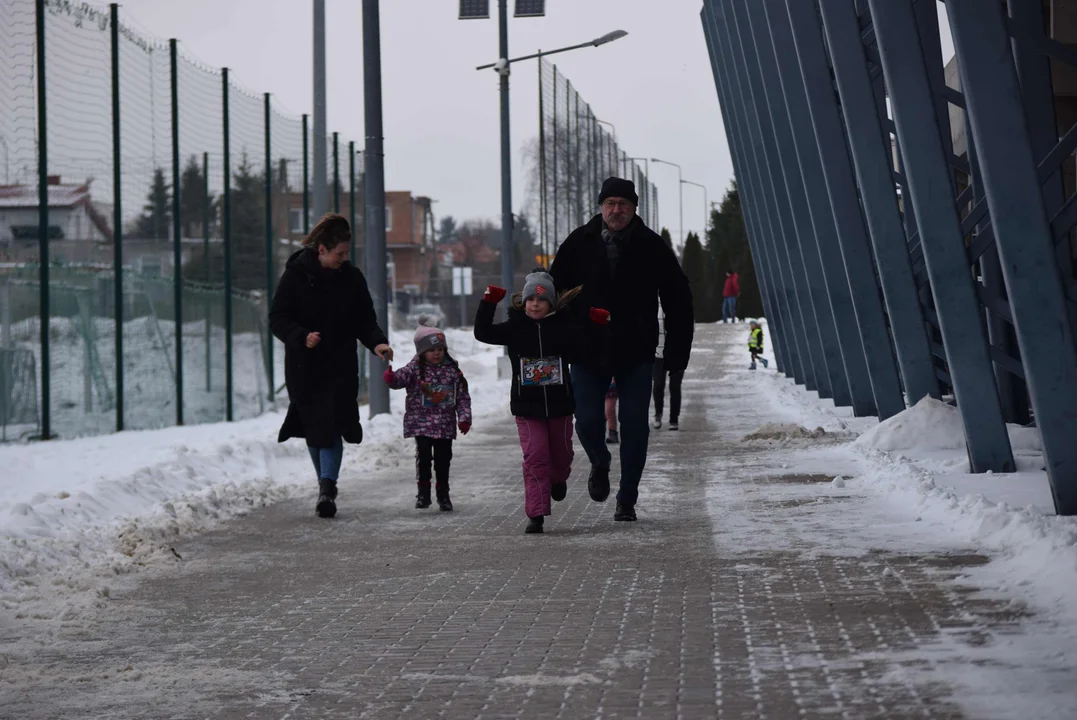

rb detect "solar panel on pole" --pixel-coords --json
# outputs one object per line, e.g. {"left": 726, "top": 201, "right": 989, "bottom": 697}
{"left": 459, "top": 0, "right": 490, "bottom": 19}
{"left": 514, "top": 0, "right": 545, "bottom": 18}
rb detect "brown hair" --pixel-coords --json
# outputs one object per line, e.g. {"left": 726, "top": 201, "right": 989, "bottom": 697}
{"left": 303, "top": 213, "right": 351, "bottom": 250}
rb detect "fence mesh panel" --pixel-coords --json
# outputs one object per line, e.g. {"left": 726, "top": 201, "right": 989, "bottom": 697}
{"left": 0, "top": 0, "right": 361, "bottom": 441}
{"left": 537, "top": 59, "right": 658, "bottom": 260}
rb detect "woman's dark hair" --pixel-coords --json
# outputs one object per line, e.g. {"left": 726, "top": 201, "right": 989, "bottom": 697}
{"left": 303, "top": 213, "right": 351, "bottom": 250}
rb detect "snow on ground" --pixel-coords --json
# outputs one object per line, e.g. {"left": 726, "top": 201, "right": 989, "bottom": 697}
{"left": 0, "top": 328, "right": 508, "bottom": 626}
{"left": 707, "top": 320, "right": 1077, "bottom": 718}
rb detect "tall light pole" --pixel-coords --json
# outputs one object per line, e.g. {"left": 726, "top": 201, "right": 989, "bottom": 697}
{"left": 363, "top": 0, "right": 389, "bottom": 416}
{"left": 681, "top": 179, "right": 708, "bottom": 239}
{"left": 312, "top": 0, "right": 327, "bottom": 219}
{"left": 651, "top": 157, "right": 682, "bottom": 248}
{"left": 474, "top": 19, "right": 628, "bottom": 307}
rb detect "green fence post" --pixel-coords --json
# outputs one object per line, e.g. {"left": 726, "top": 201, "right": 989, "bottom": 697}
{"left": 333, "top": 131, "right": 340, "bottom": 214}
{"left": 170, "top": 38, "right": 184, "bottom": 425}
{"left": 109, "top": 3, "right": 122, "bottom": 433}
{"left": 264, "top": 92, "right": 274, "bottom": 402}
{"left": 349, "top": 140, "right": 356, "bottom": 266}
{"left": 222, "top": 68, "right": 233, "bottom": 422}
{"left": 203, "top": 151, "right": 211, "bottom": 394}
{"left": 302, "top": 114, "right": 310, "bottom": 234}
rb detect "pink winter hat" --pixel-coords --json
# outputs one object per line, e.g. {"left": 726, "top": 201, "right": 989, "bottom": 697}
{"left": 414, "top": 315, "right": 446, "bottom": 354}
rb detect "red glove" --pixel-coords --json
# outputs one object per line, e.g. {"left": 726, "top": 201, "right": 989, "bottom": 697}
{"left": 458, "top": 421, "right": 471, "bottom": 435}
{"left": 482, "top": 285, "right": 507, "bottom": 304}
{"left": 590, "top": 307, "right": 611, "bottom": 325}
{"left": 382, "top": 367, "right": 394, "bottom": 385}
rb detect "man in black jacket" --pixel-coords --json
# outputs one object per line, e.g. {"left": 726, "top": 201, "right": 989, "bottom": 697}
{"left": 550, "top": 177, "right": 694, "bottom": 521}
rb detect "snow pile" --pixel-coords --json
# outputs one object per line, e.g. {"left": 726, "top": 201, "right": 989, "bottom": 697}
{"left": 855, "top": 396, "right": 967, "bottom": 452}
{"left": 741, "top": 423, "right": 827, "bottom": 442}
{"left": 0, "top": 327, "right": 507, "bottom": 620}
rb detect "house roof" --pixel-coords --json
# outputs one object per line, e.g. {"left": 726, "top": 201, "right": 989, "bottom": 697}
{"left": 0, "top": 184, "right": 91, "bottom": 209}
{"left": 0, "top": 184, "right": 113, "bottom": 242}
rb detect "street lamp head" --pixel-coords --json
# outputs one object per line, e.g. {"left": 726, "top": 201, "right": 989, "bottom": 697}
{"left": 592, "top": 29, "right": 628, "bottom": 46}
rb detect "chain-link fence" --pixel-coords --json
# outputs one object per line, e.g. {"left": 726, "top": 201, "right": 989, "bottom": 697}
{"left": 0, "top": 0, "right": 365, "bottom": 441}
{"left": 536, "top": 59, "right": 659, "bottom": 260}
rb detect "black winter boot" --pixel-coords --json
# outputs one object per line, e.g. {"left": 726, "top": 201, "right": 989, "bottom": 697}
{"left": 415, "top": 484, "right": 432, "bottom": 509}
{"left": 588, "top": 465, "right": 610, "bottom": 502}
{"left": 436, "top": 485, "right": 453, "bottom": 512}
{"left": 316, "top": 478, "right": 338, "bottom": 519}
{"left": 525, "top": 516, "right": 544, "bottom": 534}
{"left": 614, "top": 502, "right": 636, "bottom": 522}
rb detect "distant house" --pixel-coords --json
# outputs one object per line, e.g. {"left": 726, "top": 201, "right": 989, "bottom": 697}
{"left": 0, "top": 177, "right": 112, "bottom": 245}
{"left": 275, "top": 189, "right": 437, "bottom": 297}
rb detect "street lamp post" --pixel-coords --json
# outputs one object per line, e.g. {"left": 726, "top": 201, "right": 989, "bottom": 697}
{"left": 312, "top": 0, "right": 327, "bottom": 219}
{"left": 477, "top": 27, "right": 628, "bottom": 309}
{"left": 651, "top": 157, "right": 682, "bottom": 248}
{"left": 681, "top": 179, "right": 708, "bottom": 239}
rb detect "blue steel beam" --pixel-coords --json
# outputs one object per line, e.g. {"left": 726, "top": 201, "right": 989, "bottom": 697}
{"left": 1008, "top": 0, "right": 1076, "bottom": 342}
{"left": 713, "top": 0, "right": 806, "bottom": 382}
{"left": 785, "top": 0, "right": 904, "bottom": 419}
{"left": 817, "top": 0, "right": 939, "bottom": 406}
{"left": 742, "top": 0, "right": 838, "bottom": 400}
{"left": 946, "top": 0, "right": 1077, "bottom": 513}
{"left": 764, "top": 0, "right": 875, "bottom": 410}
{"left": 705, "top": 1, "right": 794, "bottom": 376}
{"left": 699, "top": 4, "right": 787, "bottom": 374}
{"left": 867, "top": 0, "right": 1015, "bottom": 473}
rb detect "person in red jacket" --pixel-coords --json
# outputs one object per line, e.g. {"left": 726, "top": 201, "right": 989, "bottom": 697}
{"left": 722, "top": 270, "right": 740, "bottom": 323}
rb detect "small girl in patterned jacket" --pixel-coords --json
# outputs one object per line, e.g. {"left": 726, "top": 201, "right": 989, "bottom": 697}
{"left": 384, "top": 317, "right": 472, "bottom": 511}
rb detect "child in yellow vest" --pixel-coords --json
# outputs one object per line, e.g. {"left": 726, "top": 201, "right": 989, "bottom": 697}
{"left": 749, "top": 321, "right": 769, "bottom": 370}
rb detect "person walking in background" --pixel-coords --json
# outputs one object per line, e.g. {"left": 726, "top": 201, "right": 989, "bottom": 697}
{"left": 605, "top": 381, "right": 619, "bottom": 444}
{"left": 384, "top": 316, "right": 472, "bottom": 512}
{"left": 652, "top": 312, "right": 684, "bottom": 431}
{"left": 474, "top": 269, "right": 609, "bottom": 534}
{"left": 749, "top": 320, "right": 769, "bottom": 370}
{"left": 550, "top": 177, "right": 694, "bottom": 522}
{"left": 270, "top": 213, "right": 394, "bottom": 519}
{"left": 723, "top": 269, "right": 740, "bottom": 323}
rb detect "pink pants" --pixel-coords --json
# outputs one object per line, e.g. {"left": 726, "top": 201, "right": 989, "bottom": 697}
{"left": 515, "top": 415, "right": 574, "bottom": 518}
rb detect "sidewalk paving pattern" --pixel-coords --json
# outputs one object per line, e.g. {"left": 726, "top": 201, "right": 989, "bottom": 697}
{"left": 1, "top": 325, "right": 1033, "bottom": 718}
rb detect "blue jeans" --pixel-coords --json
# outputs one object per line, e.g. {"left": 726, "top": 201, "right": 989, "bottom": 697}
{"left": 722, "top": 296, "right": 737, "bottom": 322}
{"left": 571, "top": 361, "right": 654, "bottom": 506}
{"left": 307, "top": 434, "right": 344, "bottom": 481}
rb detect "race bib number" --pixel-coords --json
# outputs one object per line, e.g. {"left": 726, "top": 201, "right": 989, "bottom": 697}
{"left": 520, "top": 356, "right": 564, "bottom": 387}
{"left": 421, "top": 382, "right": 456, "bottom": 408}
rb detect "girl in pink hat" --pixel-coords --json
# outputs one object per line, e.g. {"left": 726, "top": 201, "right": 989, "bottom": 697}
{"left": 384, "top": 316, "right": 473, "bottom": 511}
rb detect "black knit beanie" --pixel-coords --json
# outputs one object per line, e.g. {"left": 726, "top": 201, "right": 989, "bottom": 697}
{"left": 597, "top": 177, "right": 639, "bottom": 206}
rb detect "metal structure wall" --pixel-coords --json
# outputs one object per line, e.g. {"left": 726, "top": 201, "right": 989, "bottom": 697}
{"left": 700, "top": 0, "right": 1077, "bottom": 515}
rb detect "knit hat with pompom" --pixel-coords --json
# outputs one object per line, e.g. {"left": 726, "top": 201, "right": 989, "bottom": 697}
{"left": 414, "top": 314, "right": 446, "bottom": 355}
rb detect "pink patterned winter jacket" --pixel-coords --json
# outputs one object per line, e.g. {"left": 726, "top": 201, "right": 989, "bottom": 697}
{"left": 386, "top": 355, "right": 473, "bottom": 440}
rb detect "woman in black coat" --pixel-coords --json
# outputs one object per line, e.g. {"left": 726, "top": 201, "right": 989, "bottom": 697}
{"left": 269, "top": 213, "right": 393, "bottom": 518}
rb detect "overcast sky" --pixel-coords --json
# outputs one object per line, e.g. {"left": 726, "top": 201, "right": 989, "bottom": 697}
{"left": 112, "top": 0, "right": 734, "bottom": 245}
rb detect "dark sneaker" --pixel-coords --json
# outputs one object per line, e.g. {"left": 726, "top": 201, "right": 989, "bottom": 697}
{"left": 415, "top": 485, "right": 432, "bottom": 509}
{"left": 605, "top": 428, "right": 619, "bottom": 444}
{"left": 588, "top": 466, "right": 611, "bottom": 502}
{"left": 614, "top": 503, "right": 636, "bottom": 522}
{"left": 525, "top": 516, "right": 544, "bottom": 534}
{"left": 669, "top": 421, "right": 679, "bottom": 431}
{"left": 316, "top": 478, "right": 337, "bottom": 519}
{"left": 762, "top": 358, "right": 769, "bottom": 368}
{"left": 438, "top": 498, "right": 454, "bottom": 512}
{"left": 551, "top": 482, "right": 567, "bottom": 502}
{"left": 652, "top": 417, "right": 662, "bottom": 429}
